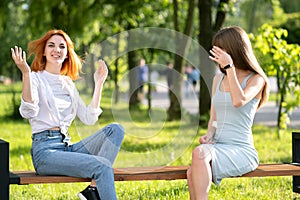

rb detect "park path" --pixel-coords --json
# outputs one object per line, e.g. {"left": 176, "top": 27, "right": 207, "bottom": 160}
{"left": 143, "top": 82, "right": 300, "bottom": 129}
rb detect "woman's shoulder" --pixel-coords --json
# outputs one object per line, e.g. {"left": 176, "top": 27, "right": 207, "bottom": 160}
{"left": 30, "top": 71, "right": 42, "bottom": 80}
{"left": 213, "top": 72, "right": 223, "bottom": 82}
{"left": 248, "top": 72, "right": 265, "bottom": 83}
{"left": 62, "top": 75, "right": 73, "bottom": 81}
{"left": 212, "top": 73, "right": 223, "bottom": 92}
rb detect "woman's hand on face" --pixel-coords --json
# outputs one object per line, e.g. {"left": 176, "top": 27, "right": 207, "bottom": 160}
{"left": 209, "top": 46, "right": 233, "bottom": 68}
{"left": 11, "top": 46, "right": 30, "bottom": 74}
{"left": 94, "top": 59, "right": 108, "bottom": 84}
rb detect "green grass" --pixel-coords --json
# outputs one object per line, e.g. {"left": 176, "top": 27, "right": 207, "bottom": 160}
{"left": 1, "top": 83, "right": 300, "bottom": 199}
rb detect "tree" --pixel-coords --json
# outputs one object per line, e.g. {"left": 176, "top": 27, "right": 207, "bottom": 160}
{"left": 167, "top": 0, "right": 196, "bottom": 120}
{"left": 0, "top": 1, "right": 30, "bottom": 80}
{"left": 102, "top": 1, "right": 173, "bottom": 109}
{"left": 251, "top": 24, "right": 300, "bottom": 137}
{"left": 198, "top": 0, "right": 234, "bottom": 124}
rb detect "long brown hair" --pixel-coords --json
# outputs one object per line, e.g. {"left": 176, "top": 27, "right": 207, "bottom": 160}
{"left": 212, "top": 26, "right": 269, "bottom": 109}
{"left": 28, "top": 30, "right": 82, "bottom": 80}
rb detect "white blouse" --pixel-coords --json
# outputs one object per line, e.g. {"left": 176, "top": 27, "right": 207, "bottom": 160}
{"left": 19, "top": 71, "right": 102, "bottom": 134}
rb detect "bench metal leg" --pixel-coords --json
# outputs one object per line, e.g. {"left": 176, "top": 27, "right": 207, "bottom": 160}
{"left": 293, "top": 132, "right": 300, "bottom": 194}
{"left": 0, "top": 139, "right": 9, "bottom": 200}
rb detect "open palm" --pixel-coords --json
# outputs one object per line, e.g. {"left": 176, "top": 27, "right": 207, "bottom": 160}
{"left": 11, "top": 46, "right": 30, "bottom": 74}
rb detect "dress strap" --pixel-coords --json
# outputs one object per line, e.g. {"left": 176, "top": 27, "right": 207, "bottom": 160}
{"left": 217, "top": 73, "right": 225, "bottom": 91}
{"left": 241, "top": 72, "right": 254, "bottom": 89}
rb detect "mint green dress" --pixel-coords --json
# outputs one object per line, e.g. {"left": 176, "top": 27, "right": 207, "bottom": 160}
{"left": 204, "top": 72, "right": 259, "bottom": 185}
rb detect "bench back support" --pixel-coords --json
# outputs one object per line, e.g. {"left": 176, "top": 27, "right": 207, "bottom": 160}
{"left": 293, "top": 132, "right": 300, "bottom": 193}
{"left": 0, "top": 139, "right": 9, "bottom": 200}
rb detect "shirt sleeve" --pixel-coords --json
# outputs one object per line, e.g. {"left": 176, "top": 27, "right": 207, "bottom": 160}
{"left": 74, "top": 89, "right": 102, "bottom": 125}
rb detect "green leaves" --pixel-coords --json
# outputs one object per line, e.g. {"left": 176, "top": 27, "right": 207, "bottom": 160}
{"left": 252, "top": 24, "right": 300, "bottom": 132}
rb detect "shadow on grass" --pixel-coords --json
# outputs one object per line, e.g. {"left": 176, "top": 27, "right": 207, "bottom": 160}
{"left": 100, "top": 106, "right": 156, "bottom": 124}
{"left": 121, "top": 140, "right": 168, "bottom": 152}
{"left": 10, "top": 145, "right": 31, "bottom": 157}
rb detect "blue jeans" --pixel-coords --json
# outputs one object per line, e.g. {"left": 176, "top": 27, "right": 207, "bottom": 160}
{"left": 31, "top": 123, "right": 124, "bottom": 200}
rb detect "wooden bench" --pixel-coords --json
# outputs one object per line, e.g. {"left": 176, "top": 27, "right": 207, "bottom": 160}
{"left": 8, "top": 164, "right": 300, "bottom": 183}
{"left": 1, "top": 132, "right": 300, "bottom": 199}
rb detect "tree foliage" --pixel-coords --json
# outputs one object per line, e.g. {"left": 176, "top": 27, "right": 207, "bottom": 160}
{"left": 251, "top": 24, "right": 300, "bottom": 135}
{"left": 1, "top": 0, "right": 299, "bottom": 127}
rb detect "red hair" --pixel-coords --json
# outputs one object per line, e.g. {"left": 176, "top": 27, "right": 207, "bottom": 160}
{"left": 28, "top": 30, "right": 82, "bottom": 80}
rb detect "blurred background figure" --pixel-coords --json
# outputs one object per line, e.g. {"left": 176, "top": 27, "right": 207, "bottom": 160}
{"left": 184, "top": 65, "right": 193, "bottom": 98}
{"left": 190, "top": 66, "right": 200, "bottom": 91}
{"left": 137, "top": 58, "right": 148, "bottom": 100}
{"left": 184, "top": 65, "right": 200, "bottom": 97}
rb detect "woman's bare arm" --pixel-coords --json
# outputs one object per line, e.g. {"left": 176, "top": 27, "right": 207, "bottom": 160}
{"left": 11, "top": 46, "right": 33, "bottom": 103}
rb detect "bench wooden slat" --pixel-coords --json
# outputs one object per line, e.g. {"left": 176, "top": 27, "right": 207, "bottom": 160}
{"left": 10, "top": 164, "right": 300, "bottom": 185}
{"left": 10, "top": 171, "right": 91, "bottom": 185}
{"left": 114, "top": 166, "right": 188, "bottom": 181}
{"left": 242, "top": 164, "right": 300, "bottom": 177}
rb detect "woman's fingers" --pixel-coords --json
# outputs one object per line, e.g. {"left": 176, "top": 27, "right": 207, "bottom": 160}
{"left": 15, "top": 46, "right": 20, "bottom": 58}
{"left": 209, "top": 46, "right": 233, "bottom": 67}
{"left": 17, "top": 46, "right": 25, "bottom": 61}
{"left": 209, "top": 46, "right": 223, "bottom": 62}
{"left": 22, "top": 50, "right": 26, "bottom": 61}
{"left": 11, "top": 46, "right": 25, "bottom": 62}
{"left": 11, "top": 46, "right": 30, "bottom": 73}
{"left": 94, "top": 59, "right": 108, "bottom": 83}
{"left": 19, "top": 47, "right": 23, "bottom": 60}
{"left": 98, "top": 60, "right": 108, "bottom": 74}
{"left": 210, "top": 46, "right": 224, "bottom": 58}
{"left": 11, "top": 48, "right": 16, "bottom": 59}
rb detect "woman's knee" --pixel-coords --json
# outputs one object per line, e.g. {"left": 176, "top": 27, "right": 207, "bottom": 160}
{"left": 109, "top": 122, "right": 124, "bottom": 131}
{"left": 192, "top": 146, "right": 211, "bottom": 163}
{"left": 108, "top": 123, "right": 124, "bottom": 137}
{"left": 186, "top": 167, "right": 192, "bottom": 180}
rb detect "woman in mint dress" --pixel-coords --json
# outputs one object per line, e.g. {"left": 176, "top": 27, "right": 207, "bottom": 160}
{"left": 187, "top": 26, "right": 270, "bottom": 200}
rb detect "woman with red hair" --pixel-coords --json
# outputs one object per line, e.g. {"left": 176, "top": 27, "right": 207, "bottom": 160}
{"left": 11, "top": 30, "right": 124, "bottom": 200}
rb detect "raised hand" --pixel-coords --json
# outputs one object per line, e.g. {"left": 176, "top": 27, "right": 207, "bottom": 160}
{"left": 209, "top": 46, "right": 233, "bottom": 68}
{"left": 94, "top": 59, "right": 108, "bottom": 85}
{"left": 11, "top": 46, "right": 30, "bottom": 74}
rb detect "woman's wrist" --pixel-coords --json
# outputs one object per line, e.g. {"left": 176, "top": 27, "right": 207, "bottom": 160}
{"left": 207, "top": 128, "right": 216, "bottom": 137}
{"left": 223, "top": 63, "right": 234, "bottom": 70}
{"left": 22, "top": 72, "right": 30, "bottom": 79}
{"left": 22, "top": 71, "right": 30, "bottom": 75}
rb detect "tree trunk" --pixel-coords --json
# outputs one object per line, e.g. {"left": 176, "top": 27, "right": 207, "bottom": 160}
{"left": 213, "top": 0, "right": 229, "bottom": 32}
{"left": 145, "top": 49, "right": 155, "bottom": 113}
{"left": 114, "top": 33, "right": 120, "bottom": 104}
{"left": 248, "top": 0, "right": 258, "bottom": 33}
{"left": 198, "top": 0, "right": 213, "bottom": 124}
{"left": 198, "top": 0, "right": 229, "bottom": 125}
{"left": 276, "top": 73, "right": 286, "bottom": 139}
{"left": 168, "top": 0, "right": 196, "bottom": 120}
{"left": 126, "top": 22, "right": 140, "bottom": 109}
{"left": 277, "top": 92, "right": 284, "bottom": 139}
{"left": 128, "top": 50, "right": 138, "bottom": 109}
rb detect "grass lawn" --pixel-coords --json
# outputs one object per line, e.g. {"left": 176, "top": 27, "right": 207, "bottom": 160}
{"left": 1, "top": 83, "right": 300, "bottom": 199}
